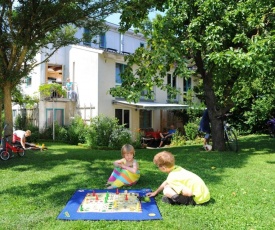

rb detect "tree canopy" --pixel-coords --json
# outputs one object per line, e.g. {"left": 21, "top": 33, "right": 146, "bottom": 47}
{"left": 0, "top": 0, "right": 122, "bottom": 135}
{"left": 110, "top": 0, "right": 275, "bottom": 150}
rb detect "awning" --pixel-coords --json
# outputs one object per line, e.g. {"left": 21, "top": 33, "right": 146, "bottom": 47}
{"left": 112, "top": 100, "right": 188, "bottom": 110}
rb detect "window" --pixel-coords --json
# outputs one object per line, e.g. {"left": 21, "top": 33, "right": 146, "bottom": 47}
{"left": 12, "top": 110, "right": 17, "bottom": 119}
{"left": 141, "top": 89, "right": 149, "bottom": 98}
{"left": 25, "top": 76, "right": 32, "bottom": 86}
{"left": 83, "top": 28, "right": 91, "bottom": 46}
{"left": 139, "top": 110, "right": 152, "bottom": 129}
{"left": 99, "top": 33, "right": 106, "bottom": 48}
{"left": 140, "top": 88, "right": 154, "bottom": 101}
{"left": 115, "top": 109, "right": 130, "bottom": 128}
{"left": 46, "top": 108, "right": 64, "bottom": 127}
{"left": 115, "top": 63, "right": 126, "bottom": 86}
{"left": 47, "top": 64, "right": 63, "bottom": 84}
{"left": 184, "top": 78, "right": 192, "bottom": 92}
{"left": 140, "top": 42, "right": 145, "bottom": 48}
{"left": 167, "top": 73, "right": 177, "bottom": 100}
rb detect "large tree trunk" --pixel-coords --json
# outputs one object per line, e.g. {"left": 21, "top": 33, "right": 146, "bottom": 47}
{"left": 210, "top": 112, "right": 226, "bottom": 151}
{"left": 3, "top": 81, "right": 13, "bottom": 136}
{"left": 0, "top": 95, "right": 3, "bottom": 139}
{"left": 195, "top": 52, "right": 227, "bottom": 151}
{"left": 205, "top": 90, "right": 227, "bottom": 150}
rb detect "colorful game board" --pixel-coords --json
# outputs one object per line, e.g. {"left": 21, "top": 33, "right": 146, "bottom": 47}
{"left": 57, "top": 189, "right": 162, "bottom": 221}
{"left": 78, "top": 190, "right": 142, "bottom": 213}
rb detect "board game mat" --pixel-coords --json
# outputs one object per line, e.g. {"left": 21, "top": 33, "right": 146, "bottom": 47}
{"left": 57, "top": 188, "right": 162, "bottom": 221}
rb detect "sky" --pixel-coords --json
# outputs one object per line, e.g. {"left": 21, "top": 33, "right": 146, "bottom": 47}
{"left": 105, "top": 12, "right": 161, "bottom": 25}
{"left": 105, "top": 13, "right": 122, "bottom": 25}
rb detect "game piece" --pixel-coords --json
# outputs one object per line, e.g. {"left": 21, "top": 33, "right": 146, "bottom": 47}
{"left": 144, "top": 196, "right": 150, "bottom": 202}
{"left": 64, "top": 211, "right": 70, "bottom": 217}
{"left": 113, "top": 200, "right": 117, "bottom": 208}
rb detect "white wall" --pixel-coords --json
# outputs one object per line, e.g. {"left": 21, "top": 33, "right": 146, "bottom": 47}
{"left": 67, "top": 46, "right": 103, "bottom": 116}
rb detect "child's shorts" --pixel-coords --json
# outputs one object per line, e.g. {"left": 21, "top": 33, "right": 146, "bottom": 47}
{"left": 13, "top": 134, "right": 21, "bottom": 143}
{"left": 162, "top": 194, "right": 196, "bottom": 206}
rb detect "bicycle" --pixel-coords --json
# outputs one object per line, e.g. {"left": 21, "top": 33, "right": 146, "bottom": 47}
{"left": 216, "top": 114, "right": 238, "bottom": 152}
{"left": 0, "top": 125, "right": 25, "bottom": 161}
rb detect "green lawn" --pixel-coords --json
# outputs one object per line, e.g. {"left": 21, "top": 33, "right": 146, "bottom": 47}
{"left": 0, "top": 135, "right": 274, "bottom": 230}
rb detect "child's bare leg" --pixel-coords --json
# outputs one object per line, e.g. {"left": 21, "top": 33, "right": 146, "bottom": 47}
{"left": 163, "top": 185, "right": 177, "bottom": 198}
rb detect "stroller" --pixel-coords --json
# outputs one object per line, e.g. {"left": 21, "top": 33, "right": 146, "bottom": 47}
{"left": 266, "top": 118, "right": 275, "bottom": 138}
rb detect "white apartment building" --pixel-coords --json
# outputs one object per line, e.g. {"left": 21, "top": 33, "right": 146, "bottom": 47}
{"left": 14, "top": 22, "right": 198, "bottom": 135}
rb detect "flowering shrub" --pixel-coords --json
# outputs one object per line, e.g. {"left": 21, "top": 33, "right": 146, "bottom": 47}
{"left": 170, "top": 130, "right": 186, "bottom": 147}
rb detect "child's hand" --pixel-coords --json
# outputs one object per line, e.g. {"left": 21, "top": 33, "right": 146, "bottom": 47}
{"left": 121, "top": 164, "right": 126, "bottom": 169}
{"left": 116, "top": 163, "right": 123, "bottom": 168}
{"left": 146, "top": 191, "right": 157, "bottom": 197}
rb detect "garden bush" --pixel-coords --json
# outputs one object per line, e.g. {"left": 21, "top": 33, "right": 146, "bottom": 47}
{"left": 14, "top": 113, "right": 27, "bottom": 130}
{"left": 86, "top": 115, "right": 121, "bottom": 148}
{"left": 26, "top": 124, "right": 40, "bottom": 143}
{"left": 184, "top": 120, "right": 200, "bottom": 140}
{"left": 66, "top": 116, "right": 86, "bottom": 144}
{"left": 170, "top": 130, "right": 186, "bottom": 147}
{"left": 108, "top": 127, "right": 132, "bottom": 149}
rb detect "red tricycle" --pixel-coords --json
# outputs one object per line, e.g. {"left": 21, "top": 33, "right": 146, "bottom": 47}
{"left": 0, "top": 133, "right": 25, "bottom": 160}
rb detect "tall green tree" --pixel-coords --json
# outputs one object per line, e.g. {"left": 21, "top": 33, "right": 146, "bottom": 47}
{"left": 0, "top": 0, "right": 121, "bottom": 135}
{"left": 110, "top": 0, "right": 275, "bottom": 151}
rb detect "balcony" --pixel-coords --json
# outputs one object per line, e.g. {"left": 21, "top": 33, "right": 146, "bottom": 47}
{"left": 39, "top": 82, "right": 78, "bottom": 102}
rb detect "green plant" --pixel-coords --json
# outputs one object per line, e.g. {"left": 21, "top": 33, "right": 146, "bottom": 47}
{"left": 38, "top": 83, "right": 66, "bottom": 99}
{"left": 53, "top": 122, "right": 68, "bottom": 142}
{"left": 26, "top": 124, "right": 40, "bottom": 143}
{"left": 86, "top": 115, "right": 120, "bottom": 148}
{"left": 108, "top": 127, "right": 132, "bottom": 149}
{"left": 131, "top": 129, "right": 143, "bottom": 149}
{"left": 170, "top": 130, "right": 186, "bottom": 147}
{"left": 39, "top": 124, "right": 54, "bottom": 140}
{"left": 67, "top": 116, "right": 87, "bottom": 145}
{"left": 14, "top": 113, "right": 27, "bottom": 130}
{"left": 184, "top": 120, "right": 200, "bottom": 140}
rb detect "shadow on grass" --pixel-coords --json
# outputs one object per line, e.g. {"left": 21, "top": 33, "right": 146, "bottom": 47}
{"left": 0, "top": 135, "right": 274, "bottom": 210}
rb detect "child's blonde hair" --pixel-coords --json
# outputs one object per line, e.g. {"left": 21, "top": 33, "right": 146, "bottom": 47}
{"left": 153, "top": 151, "right": 175, "bottom": 168}
{"left": 121, "top": 144, "right": 135, "bottom": 157}
{"left": 25, "top": 130, "right": 31, "bottom": 136}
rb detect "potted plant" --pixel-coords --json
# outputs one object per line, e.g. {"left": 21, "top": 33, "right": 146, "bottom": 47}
{"left": 39, "top": 83, "right": 66, "bottom": 99}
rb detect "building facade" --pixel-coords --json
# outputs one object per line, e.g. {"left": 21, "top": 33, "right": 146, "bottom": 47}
{"left": 14, "top": 22, "right": 199, "bottom": 135}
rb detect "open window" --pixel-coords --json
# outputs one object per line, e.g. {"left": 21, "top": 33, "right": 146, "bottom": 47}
{"left": 47, "top": 64, "right": 63, "bottom": 84}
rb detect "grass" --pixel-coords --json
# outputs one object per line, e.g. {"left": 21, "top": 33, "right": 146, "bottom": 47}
{"left": 0, "top": 135, "right": 274, "bottom": 230}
